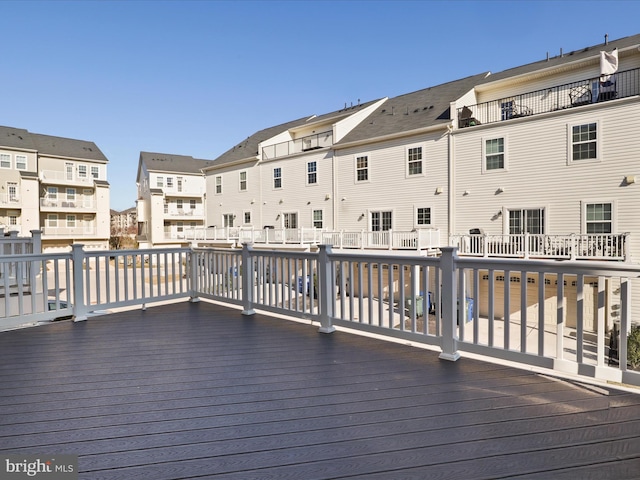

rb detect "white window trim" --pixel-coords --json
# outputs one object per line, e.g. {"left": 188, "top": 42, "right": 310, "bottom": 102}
{"left": 481, "top": 135, "right": 509, "bottom": 174}
{"left": 581, "top": 199, "right": 616, "bottom": 234}
{"left": 414, "top": 205, "right": 433, "bottom": 228}
{"left": 242, "top": 209, "right": 252, "bottom": 225}
{"left": 215, "top": 175, "right": 222, "bottom": 195}
{"left": 77, "top": 164, "right": 88, "bottom": 178}
{"left": 306, "top": 161, "right": 318, "bottom": 186}
{"left": 405, "top": 145, "right": 425, "bottom": 178}
{"left": 311, "top": 208, "right": 324, "bottom": 229}
{"left": 273, "top": 167, "right": 282, "bottom": 190}
{"left": 354, "top": 153, "right": 370, "bottom": 184}
{"left": 503, "top": 205, "right": 548, "bottom": 234}
{"left": 15, "top": 155, "right": 27, "bottom": 170}
{"left": 567, "top": 120, "right": 601, "bottom": 165}
{"left": 239, "top": 170, "right": 248, "bottom": 192}
{"left": 0, "top": 153, "right": 11, "bottom": 169}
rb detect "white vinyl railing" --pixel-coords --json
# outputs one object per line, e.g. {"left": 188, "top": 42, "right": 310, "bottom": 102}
{"left": 3, "top": 242, "right": 639, "bottom": 387}
{"left": 450, "top": 233, "right": 630, "bottom": 261}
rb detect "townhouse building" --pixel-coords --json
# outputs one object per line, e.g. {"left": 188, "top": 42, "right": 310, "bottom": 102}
{"left": 135, "top": 152, "right": 213, "bottom": 249}
{"left": 138, "top": 33, "right": 640, "bottom": 332}
{"left": 0, "top": 126, "right": 110, "bottom": 251}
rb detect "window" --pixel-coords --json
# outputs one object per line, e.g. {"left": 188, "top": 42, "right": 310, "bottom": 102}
{"left": 356, "top": 155, "right": 368, "bottom": 182}
{"left": 7, "top": 183, "right": 17, "bottom": 202}
{"left": 65, "top": 163, "right": 74, "bottom": 181}
{"left": 239, "top": 171, "right": 247, "bottom": 191}
{"left": 0, "top": 153, "right": 10, "bottom": 168}
{"left": 244, "top": 211, "right": 251, "bottom": 224}
{"left": 177, "top": 222, "right": 184, "bottom": 233}
{"left": 166, "top": 177, "right": 173, "bottom": 188}
{"left": 177, "top": 177, "right": 183, "bottom": 192}
{"left": 371, "top": 211, "right": 392, "bottom": 231}
{"left": 283, "top": 212, "right": 297, "bottom": 229}
{"left": 164, "top": 200, "right": 168, "bottom": 214}
{"left": 416, "top": 207, "right": 431, "bottom": 226}
{"left": 78, "top": 165, "right": 87, "bottom": 178}
{"left": 307, "top": 161, "right": 317, "bottom": 184}
{"left": 508, "top": 208, "right": 544, "bottom": 234}
{"left": 223, "top": 214, "right": 234, "bottom": 228}
{"left": 407, "top": 147, "right": 422, "bottom": 175}
{"left": 16, "top": 155, "right": 26, "bottom": 170}
{"left": 157, "top": 176, "right": 164, "bottom": 188}
{"left": 313, "top": 209, "right": 323, "bottom": 228}
{"left": 48, "top": 214, "right": 58, "bottom": 228}
{"left": 485, "top": 138, "right": 505, "bottom": 170}
{"left": 586, "top": 203, "right": 612, "bottom": 233}
{"left": 67, "top": 215, "right": 76, "bottom": 228}
{"left": 572, "top": 123, "right": 597, "bottom": 161}
{"left": 215, "top": 176, "right": 222, "bottom": 194}
{"left": 177, "top": 199, "right": 183, "bottom": 211}
{"left": 8, "top": 213, "right": 17, "bottom": 226}
{"left": 273, "top": 168, "right": 282, "bottom": 189}
{"left": 47, "top": 187, "right": 58, "bottom": 200}
{"left": 91, "top": 166, "right": 99, "bottom": 179}
{"left": 190, "top": 199, "right": 196, "bottom": 210}
{"left": 66, "top": 188, "right": 76, "bottom": 201}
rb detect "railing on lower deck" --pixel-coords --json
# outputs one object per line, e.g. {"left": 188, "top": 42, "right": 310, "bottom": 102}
{"left": 3, "top": 243, "right": 640, "bottom": 387}
{"left": 457, "top": 66, "right": 640, "bottom": 128}
{"left": 451, "top": 233, "right": 630, "bottom": 261}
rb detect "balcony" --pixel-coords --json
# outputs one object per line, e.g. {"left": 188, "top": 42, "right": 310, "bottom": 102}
{"left": 165, "top": 208, "right": 204, "bottom": 219}
{"left": 457, "top": 67, "right": 640, "bottom": 128}
{"left": 40, "top": 194, "right": 95, "bottom": 211}
{"left": 40, "top": 170, "right": 95, "bottom": 186}
{"left": 450, "top": 233, "right": 630, "bottom": 261}
{"left": 41, "top": 226, "right": 97, "bottom": 237}
{"left": 0, "top": 193, "right": 20, "bottom": 207}
{"left": 262, "top": 130, "right": 333, "bottom": 160}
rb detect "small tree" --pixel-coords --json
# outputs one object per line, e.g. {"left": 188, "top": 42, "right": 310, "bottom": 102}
{"left": 628, "top": 325, "right": 640, "bottom": 370}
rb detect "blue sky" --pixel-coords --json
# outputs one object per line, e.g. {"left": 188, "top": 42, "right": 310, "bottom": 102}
{"left": 2, "top": 0, "right": 639, "bottom": 211}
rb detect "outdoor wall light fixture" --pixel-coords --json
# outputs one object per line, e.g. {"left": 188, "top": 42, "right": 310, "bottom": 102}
{"left": 341, "top": 197, "right": 347, "bottom": 201}
{"left": 625, "top": 175, "right": 636, "bottom": 185}
{"left": 279, "top": 199, "right": 284, "bottom": 204}
{"left": 463, "top": 190, "right": 470, "bottom": 196}
{"left": 251, "top": 198, "right": 256, "bottom": 204}
{"left": 435, "top": 186, "right": 443, "bottom": 194}
{"left": 496, "top": 187, "right": 505, "bottom": 194}
{"left": 325, "top": 193, "right": 331, "bottom": 200}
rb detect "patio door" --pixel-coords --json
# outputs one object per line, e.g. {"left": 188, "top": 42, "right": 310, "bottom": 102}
{"left": 371, "top": 210, "right": 392, "bottom": 246}
{"left": 508, "top": 208, "right": 545, "bottom": 253}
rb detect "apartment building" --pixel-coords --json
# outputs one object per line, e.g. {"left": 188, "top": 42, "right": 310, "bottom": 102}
{"left": 110, "top": 207, "right": 137, "bottom": 233}
{"left": 0, "top": 126, "right": 110, "bottom": 251}
{"left": 135, "top": 152, "right": 213, "bottom": 249}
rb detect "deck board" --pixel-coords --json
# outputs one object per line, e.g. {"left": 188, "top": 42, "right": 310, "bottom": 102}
{"left": 1, "top": 300, "right": 639, "bottom": 479}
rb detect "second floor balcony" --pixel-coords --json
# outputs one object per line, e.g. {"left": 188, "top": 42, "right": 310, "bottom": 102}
{"left": 457, "top": 66, "right": 640, "bottom": 128}
{"left": 262, "top": 130, "right": 333, "bottom": 160}
{"left": 40, "top": 170, "right": 95, "bottom": 187}
{"left": 0, "top": 193, "right": 20, "bottom": 206}
{"left": 41, "top": 194, "right": 95, "bottom": 211}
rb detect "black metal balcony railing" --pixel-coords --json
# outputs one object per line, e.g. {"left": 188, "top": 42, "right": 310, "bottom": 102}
{"left": 457, "top": 67, "right": 640, "bottom": 128}
{"left": 262, "top": 130, "right": 333, "bottom": 160}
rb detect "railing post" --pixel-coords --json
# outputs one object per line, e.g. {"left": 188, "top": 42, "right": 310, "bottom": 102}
{"left": 241, "top": 243, "right": 255, "bottom": 316}
{"left": 317, "top": 244, "right": 335, "bottom": 333}
{"left": 439, "top": 246, "right": 460, "bottom": 361}
{"left": 71, "top": 244, "right": 88, "bottom": 322}
{"left": 570, "top": 234, "right": 577, "bottom": 260}
{"left": 388, "top": 229, "right": 393, "bottom": 250}
{"left": 188, "top": 249, "right": 200, "bottom": 303}
{"left": 30, "top": 230, "right": 42, "bottom": 254}
{"left": 483, "top": 234, "right": 489, "bottom": 258}
{"left": 524, "top": 233, "right": 530, "bottom": 259}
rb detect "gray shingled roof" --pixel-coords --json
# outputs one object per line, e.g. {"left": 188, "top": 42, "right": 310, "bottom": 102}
{"left": 139, "top": 151, "right": 215, "bottom": 175}
{"left": 31, "top": 133, "right": 108, "bottom": 162}
{"left": 336, "top": 72, "right": 490, "bottom": 146}
{"left": 478, "top": 33, "right": 640, "bottom": 85}
{"left": 207, "top": 116, "right": 313, "bottom": 169}
{"left": 208, "top": 100, "right": 384, "bottom": 169}
{"left": 0, "top": 126, "right": 38, "bottom": 151}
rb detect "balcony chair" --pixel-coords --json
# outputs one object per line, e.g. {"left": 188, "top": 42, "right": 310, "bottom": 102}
{"left": 569, "top": 84, "right": 592, "bottom": 106}
{"left": 458, "top": 106, "right": 480, "bottom": 127}
{"left": 598, "top": 74, "right": 618, "bottom": 102}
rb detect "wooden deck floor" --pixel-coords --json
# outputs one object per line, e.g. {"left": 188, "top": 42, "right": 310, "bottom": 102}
{"left": 1, "top": 300, "right": 640, "bottom": 479}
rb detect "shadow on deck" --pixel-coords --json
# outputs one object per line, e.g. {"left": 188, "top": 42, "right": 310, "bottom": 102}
{"left": 1, "top": 301, "right": 639, "bottom": 479}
